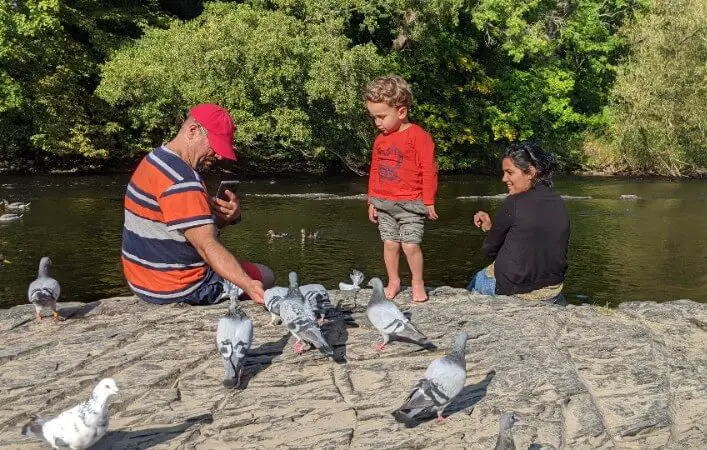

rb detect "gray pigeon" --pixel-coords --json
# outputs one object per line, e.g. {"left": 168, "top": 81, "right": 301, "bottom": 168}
{"left": 27, "top": 256, "right": 63, "bottom": 322}
{"left": 494, "top": 412, "right": 519, "bottom": 450}
{"left": 264, "top": 285, "right": 288, "bottom": 325}
{"left": 21, "top": 378, "right": 119, "bottom": 449}
{"left": 392, "top": 332, "right": 468, "bottom": 425}
{"left": 279, "top": 272, "right": 333, "bottom": 357}
{"left": 366, "top": 277, "right": 436, "bottom": 351}
{"left": 339, "top": 269, "right": 365, "bottom": 290}
{"left": 299, "top": 282, "right": 333, "bottom": 325}
{"left": 216, "top": 296, "right": 253, "bottom": 389}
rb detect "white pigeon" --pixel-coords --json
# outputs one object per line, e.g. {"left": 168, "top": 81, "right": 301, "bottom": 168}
{"left": 28, "top": 256, "right": 63, "bottom": 322}
{"left": 339, "top": 269, "right": 365, "bottom": 290}
{"left": 22, "top": 378, "right": 119, "bottom": 450}
{"left": 392, "top": 332, "right": 468, "bottom": 425}
{"left": 216, "top": 296, "right": 253, "bottom": 389}
{"left": 0, "top": 213, "right": 22, "bottom": 223}
{"left": 279, "top": 272, "right": 333, "bottom": 357}
{"left": 366, "top": 277, "right": 436, "bottom": 351}
{"left": 494, "top": 412, "right": 519, "bottom": 450}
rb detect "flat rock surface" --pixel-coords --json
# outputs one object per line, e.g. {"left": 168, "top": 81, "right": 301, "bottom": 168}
{"left": 0, "top": 290, "right": 705, "bottom": 449}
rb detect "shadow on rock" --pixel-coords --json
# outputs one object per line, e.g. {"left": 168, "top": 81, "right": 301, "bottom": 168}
{"left": 239, "top": 332, "right": 291, "bottom": 388}
{"left": 95, "top": 413, "right": 213, "bottom": 449}
{"left": 445, "top": 370, "right": 496, "bottom": 415}
{"left": 323, "top": 308, "right": 358, "bottom": 365}
{"left": 61, "top": 301, "right": 101, "bottom": 320}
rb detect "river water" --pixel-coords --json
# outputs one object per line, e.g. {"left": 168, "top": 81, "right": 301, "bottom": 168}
{"left": 1, "top": 174, "right": 706, "bottom": 308}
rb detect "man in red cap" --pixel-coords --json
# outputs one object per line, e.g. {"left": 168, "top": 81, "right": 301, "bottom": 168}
{"left": 120, "top": 103, "right": 274, "bottom": 305}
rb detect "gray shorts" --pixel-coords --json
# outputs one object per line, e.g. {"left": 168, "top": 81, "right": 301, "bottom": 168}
{"left": 370, "top": 197, "right": 427, "bottom": 244}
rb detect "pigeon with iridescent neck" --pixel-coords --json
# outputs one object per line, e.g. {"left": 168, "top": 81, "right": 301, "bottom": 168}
{"left": 366, "top": 277, "right": 436, "bottom": 351}
{"left": 392, "top": 333, "right": 468, "bottom": 425}
{"left": 494, "top": 412, "right": 519, "bottom": 450}
{"left": 279, "top": 272, "right": 333, "bottom": 357}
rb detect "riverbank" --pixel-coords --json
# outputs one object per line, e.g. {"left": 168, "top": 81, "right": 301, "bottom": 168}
{"left": 0, "top": 289, "right": 705, "bottom": 449}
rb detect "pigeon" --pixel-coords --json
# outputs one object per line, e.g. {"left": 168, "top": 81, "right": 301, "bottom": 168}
{"left": 28, "top": 256, "right": 63, "bottom": 322}
{"left": 279, "top": 272, "right": 333, "bottom": 357}
{"left": 299, "top": 282, "right": 333, "bottom": 325}
{"left": 266, "top": 230, "right": 288, "bottom": 239}
{"left": 494, "top": 412, "right": 519, "bottom": 450}
{"left": 392, "top": 332, "right": 468, "bottom": 425}
{"left": 264, "top": 285, "right": 288, "bottom": 325}
{"left": 339, "top": 269, "right": 365, "bottom": 290}
{"left": 0, "top": 213, "right": 22, "bottom": 223}
{"left": 21, "top": 378, "right": 119, "bottom": 450}
{"left": 2, "top": 199, "right": 30, "bottom": 213}
{"left": 216, "top": 296, "right": 253, "bottom": 389}
{"left": 366, "top": 277, "right": 436, "bottom": 351}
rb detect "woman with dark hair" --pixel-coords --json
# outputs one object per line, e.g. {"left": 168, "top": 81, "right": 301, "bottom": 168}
{"left": 467, "top": 141, "right": 570, "bottom": 304}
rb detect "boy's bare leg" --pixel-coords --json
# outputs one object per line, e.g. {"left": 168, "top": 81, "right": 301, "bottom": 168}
{"left": 383, "top": 240, "right": 402, "bottom": 299}
{"left": 402, "top": 243, "right": 427, "bottom": 302}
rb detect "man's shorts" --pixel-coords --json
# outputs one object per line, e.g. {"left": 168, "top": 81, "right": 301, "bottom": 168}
{"left": 138, "top": 260, "right": 264, "bottom": 306}
{"left": 369, "top": 197, "right": 427, "bottom": 244}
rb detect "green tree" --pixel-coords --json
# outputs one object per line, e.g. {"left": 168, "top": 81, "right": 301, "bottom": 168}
{"left": 607, "top": 0, "right": 707, "bottom": 175}
{"left": 0, "top": 1, "right": 167, "bottom": 162}
{"left": 97, "top": 1, "right": 385, "bottom": 172}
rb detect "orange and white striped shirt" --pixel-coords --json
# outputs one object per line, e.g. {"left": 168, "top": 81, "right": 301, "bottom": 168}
{"left": 121, "top": 145, "right": 214, "bottom": 303}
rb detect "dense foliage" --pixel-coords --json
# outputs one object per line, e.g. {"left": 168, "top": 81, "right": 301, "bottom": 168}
{"left": 1, "top": 0, "right": 703, "bottom": 175}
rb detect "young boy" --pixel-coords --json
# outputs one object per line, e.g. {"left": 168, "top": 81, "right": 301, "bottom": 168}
{"left": 365, "top": 75, "right": 438, "bottom": 302}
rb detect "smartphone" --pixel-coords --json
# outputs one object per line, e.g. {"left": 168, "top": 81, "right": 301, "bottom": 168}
{"left": 216, "top": 180, "right": 241, "bottom": 224}
{"left": 217, "top": 180, "right": 240, "bottom": 201}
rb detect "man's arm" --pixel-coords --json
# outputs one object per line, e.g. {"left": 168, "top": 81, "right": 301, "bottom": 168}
{"left": 183, "top": 224, "right": 264, "bottom": 303}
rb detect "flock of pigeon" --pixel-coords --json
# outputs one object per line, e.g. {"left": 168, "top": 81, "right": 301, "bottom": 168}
{"left": 18, "top": 262, "right": 519, "bottom": 449}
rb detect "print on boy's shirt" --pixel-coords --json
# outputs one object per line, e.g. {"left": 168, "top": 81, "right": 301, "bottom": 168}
{"left": 378, "top": 144, "right": 404, "bottom": 182}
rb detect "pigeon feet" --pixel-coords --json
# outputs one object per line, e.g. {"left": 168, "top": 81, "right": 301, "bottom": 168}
{"left": 35, "top": 312, "right": 43, "bottom": 322}
{"left": 294, "top": 340, "right": 307, "bottom": 354}
{"left": 374, "top": 343, "right": 386, "bottom": 352}
{"left": 436, "top": 415, "right": 446, "bottom": 424}
{"left": 52, "top": 311, "right": 65, "bottom": 322}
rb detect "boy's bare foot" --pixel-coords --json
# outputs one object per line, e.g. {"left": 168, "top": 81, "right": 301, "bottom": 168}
{"left": 412, "top": 281, "right": 428, "bottom": 303}
{"left": 385, "top": 280, "right": 401, "bottom": 300}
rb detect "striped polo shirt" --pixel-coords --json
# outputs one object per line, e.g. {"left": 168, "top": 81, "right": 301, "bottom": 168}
{"left": 121, "top": 145, "right": 215, "bottom": 303}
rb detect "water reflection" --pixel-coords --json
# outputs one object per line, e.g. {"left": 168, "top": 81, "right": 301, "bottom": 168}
{"left": 1, "top": 174, "right": 706, "bottom": 307}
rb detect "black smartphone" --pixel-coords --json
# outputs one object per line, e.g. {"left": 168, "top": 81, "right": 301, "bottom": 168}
{"left": 216, "top": 180, "right": 241, "bottom": 224}
{"left": 217, "top": 180, "right": 240, "bottom": 201}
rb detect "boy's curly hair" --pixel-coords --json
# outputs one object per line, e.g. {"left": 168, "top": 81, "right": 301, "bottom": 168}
{"left": 365, "top": 76, "right": 413, "bottom": 108}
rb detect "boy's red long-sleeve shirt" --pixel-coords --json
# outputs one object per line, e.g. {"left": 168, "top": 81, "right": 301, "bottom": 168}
{"left": 368, "top": 124, "right": 438, "bottom": 205}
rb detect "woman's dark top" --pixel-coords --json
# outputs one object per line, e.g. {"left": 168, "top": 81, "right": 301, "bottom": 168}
{"left": 482, "top": 183, "right": 570, "bottom": 295}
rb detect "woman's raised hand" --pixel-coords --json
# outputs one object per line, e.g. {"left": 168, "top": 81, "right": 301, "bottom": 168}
{"left": 473, "top": 211, "right": 492, "bottom": 232}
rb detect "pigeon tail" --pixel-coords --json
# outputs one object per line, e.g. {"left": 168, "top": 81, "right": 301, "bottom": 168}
{"left": 21, "top": 417, "right": 46, "bottom": 441}
{"left": 391, "top": 408, "right": 427, "bottom": 427}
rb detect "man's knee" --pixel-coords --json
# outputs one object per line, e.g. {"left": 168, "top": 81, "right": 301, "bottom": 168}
{"left": 254, "top": 263, "right": 275, "bottom": 289}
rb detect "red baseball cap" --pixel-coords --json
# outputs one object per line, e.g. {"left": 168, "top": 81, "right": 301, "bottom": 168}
{"left": 190, "top": 103, "right": 237, "bottom": 161}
